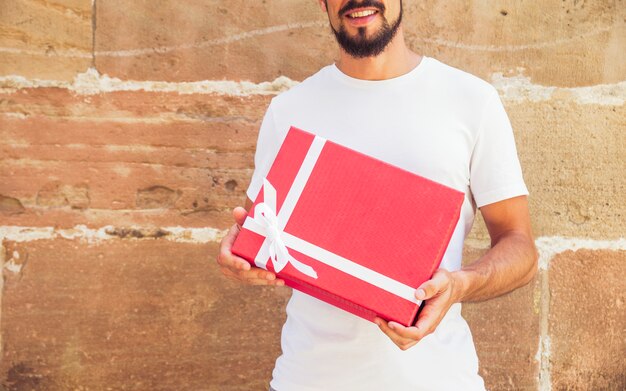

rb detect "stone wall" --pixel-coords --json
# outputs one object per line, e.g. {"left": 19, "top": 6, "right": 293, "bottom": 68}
{"left": 0, "top": 1, "right": 624, "bottom": 390}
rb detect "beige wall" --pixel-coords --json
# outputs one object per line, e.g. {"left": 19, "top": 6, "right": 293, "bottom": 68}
{"left": 0, "top": 1, "right": 624, "bottom": 390}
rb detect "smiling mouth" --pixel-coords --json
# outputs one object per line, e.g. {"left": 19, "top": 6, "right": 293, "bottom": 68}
{"left": 346, "top": 9, "right": 378, "bottom": 18}
{"left": 343, "top": 8, "right": 380, "bottom": 27}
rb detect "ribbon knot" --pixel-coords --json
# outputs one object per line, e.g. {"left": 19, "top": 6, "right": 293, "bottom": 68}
{"left": 265, "top": 222, "right": 280, "bottom": 243}
{"left": 257, "top": 205, "right": 279, "bottom": 241}
{"left": 247, "top": 179, "right": 318, "bottom": 279}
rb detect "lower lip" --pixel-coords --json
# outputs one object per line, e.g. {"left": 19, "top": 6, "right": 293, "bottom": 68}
{"left": 345, "top": 12, "right": 378, "bottom": 27}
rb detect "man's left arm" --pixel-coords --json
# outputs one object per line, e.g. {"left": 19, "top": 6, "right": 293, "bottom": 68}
{"left": 375, "top": 195, "right": 538, "bottom": 350}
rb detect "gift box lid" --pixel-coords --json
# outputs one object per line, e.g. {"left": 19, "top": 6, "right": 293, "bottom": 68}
{"left": 232, "top": 126, "right": 464, "bottom": 326}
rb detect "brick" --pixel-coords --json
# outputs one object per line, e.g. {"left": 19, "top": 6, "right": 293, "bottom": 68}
{"left": 0, "top": 88, "right": 270, "bottom": 124}
{"left": 461, "top": 246, "right": 540, "bottom": 390}
{"left": 3, "top": 88, "right": 623, "bottom": 238}
{"left": 0, "top": 0, "right": 92, "bottom": 80}
{"left": 548, "top": 249, "right": 626, "bottom": 391}
{"left": 409, "top": 1, "right": 626, "bottom": 87}
{"left": 511, "top": 101, "right": 625, "bottom": 239}
{"left": 0, "top": 238, "right": 291, "bottom": 390}
{"left": 3, "top": 91, "right": 623, "bottom": 238}
{"left": 135, "top": 185, "right": 180, "bottom": 209}
{"left": 95, "top": 0, "right": 333, "bottom": 83}
{"left": 94, "top": 1, "right": 623, "bottom": 86}
{"left": 466, "top": 100, "right": 625, "bottom": 242}
{"left": 36, "top": 181, "right": 89, "bottom": 209}
{"left": 0, "top": 195, "right": 25, "bottom": 215}
{"left": 0, "top": 158, "right": 251, "bottom": 228}
{"left": 0, "top": 90, "right": 272, "bottom": 228}
{"left": 0, "top": 117, "right": 260, "bottom": 156}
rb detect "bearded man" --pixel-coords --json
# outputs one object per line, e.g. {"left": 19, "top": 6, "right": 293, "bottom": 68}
{"left": 217, "top": 1, "right": 538, "bottom": 390}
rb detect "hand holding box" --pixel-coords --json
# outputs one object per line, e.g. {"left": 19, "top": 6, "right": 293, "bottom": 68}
{"left": 232, "top": 126, "right": 464, "bottom": 326}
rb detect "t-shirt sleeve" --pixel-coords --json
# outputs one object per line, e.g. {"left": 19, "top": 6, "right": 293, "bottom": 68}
{"left": 245, "top": 103, "right": 282, "bottom": 202}
{"left": 469, "top": 88, "right": 529, "bottom": 208}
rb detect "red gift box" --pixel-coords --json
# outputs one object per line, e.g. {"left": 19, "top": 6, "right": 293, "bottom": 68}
{"left": 232, "top": 126, "right": 464, "bottom": 326}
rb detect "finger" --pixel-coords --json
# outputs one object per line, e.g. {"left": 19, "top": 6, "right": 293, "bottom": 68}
{"left": 242, "top": 277, "right": 284, "bottom": 286}
{"left": 236, "top": 267, "right": 278, "bottom": 281}
{"left": 223, "top": 275, "right": 276, "bottom": 286}
{"left": 375, "top": 318, "right": 405, "bottom": 343}
{"left": 221, "top": 267, "right": 285, "bottom": 286}
{"left": 414, "top": 316, "right": 439, "bottom": 338}
{"left": 415, "top": 270, "right": 449, "bottom": 300}
{"left": 375, "top": 318, "right": 417, "bottom": 349}
{"left": 233, "top": 206, "right": 248, "bottom": 228}
{"left": 217, "top": 250, "right": 250, "bottom": 271}
{"left": 386, "top": 321, "right": 424, "bottom": 341}
{"left": 236, "top": 272, "right": 285, "bottom": 286}
{"left": 249, "top": 278, "right": 286, "bottom": 286}
{"left": 220, "top": 268, "right": 241, "bottom": 282}
{"left": 234, "top": 267, "right": 287, "bottom": 286}
{"left": 413, "top": 299, "right": 448, "bottom": 337}
{"left": 220, "top": 267, "right": 248, "bottom": 283}
{"left": 217, "top": 223, "right": 237, "bottom": 251}
{"left": 217, "top": 225, "right": 251, "bottom": 271}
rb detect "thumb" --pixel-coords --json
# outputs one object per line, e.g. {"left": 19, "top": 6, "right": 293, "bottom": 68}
{"left": 415, "top": 271, "right": 447, "bottom": 300}
{"left": 233, "top": 206, "right": 248, "bottom": 227}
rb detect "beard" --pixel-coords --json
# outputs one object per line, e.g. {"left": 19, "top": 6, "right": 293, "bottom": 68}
{"left": 328, "top": 0, "right": 403, "bottom": 58}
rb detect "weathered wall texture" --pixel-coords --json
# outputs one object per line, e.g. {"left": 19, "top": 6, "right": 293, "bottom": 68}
{"left": 0, "top": 1, "right": 624, "bottom": 390}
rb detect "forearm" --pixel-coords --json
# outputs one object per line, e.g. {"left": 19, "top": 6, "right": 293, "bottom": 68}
{"left": 453, "top": 230, "right": 538, "bottom": 303}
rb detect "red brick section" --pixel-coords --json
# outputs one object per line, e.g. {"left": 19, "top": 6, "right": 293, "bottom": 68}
{"left": 93, "top": 1, "right": 622, "bottom": 86}
{"left": 0, "top": 238, "right": 290, "bottom": 390}
{"left": 548, "top": 249, "right": 626, "bottom": 391}
{"left": 0, "top": 88, "right": 272, "bottom": 229}
{"left": 461, "top": 247, "right": 540, "bottom": 391}
{"left": 0, "top": 87, "right": 270, "bottom": 120}
{"left": 4, "top": 88, "right": 624, "bottom": 238}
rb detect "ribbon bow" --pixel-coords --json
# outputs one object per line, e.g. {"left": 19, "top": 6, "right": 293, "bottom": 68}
{"left": 248, "top": 178, "right": 318, "bottom": 278}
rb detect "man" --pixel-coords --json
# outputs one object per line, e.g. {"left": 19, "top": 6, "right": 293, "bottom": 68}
{"left": 217, "top": 0, "right": 538, "bottom": 389}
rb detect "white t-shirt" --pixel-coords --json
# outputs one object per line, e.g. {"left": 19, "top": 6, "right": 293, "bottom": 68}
{"left": 245, "top": 56, "right": 528, "bottom": 391}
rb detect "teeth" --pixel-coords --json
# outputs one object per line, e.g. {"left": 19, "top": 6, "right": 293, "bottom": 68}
{"left": 349, "top": 10, "right": 376, "bottom": 18}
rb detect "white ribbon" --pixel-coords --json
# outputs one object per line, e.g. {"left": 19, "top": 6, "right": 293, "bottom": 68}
{"left": 242, "top": 135, "right": 420, "bottom": 304}
{"left": 246, "top": 179, "right": 318, "bottom": 278}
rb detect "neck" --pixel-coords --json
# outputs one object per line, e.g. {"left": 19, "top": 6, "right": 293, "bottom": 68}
{"left": 335, "top": 28, "right": 422, "bottom": 81}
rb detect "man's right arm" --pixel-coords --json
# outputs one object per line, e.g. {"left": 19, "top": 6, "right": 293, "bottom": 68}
{"left": 216, "top": 199, "right": 285, "bottom": 286}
